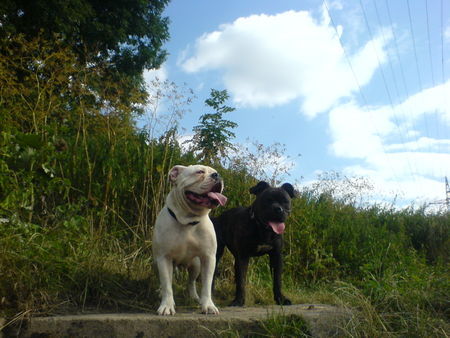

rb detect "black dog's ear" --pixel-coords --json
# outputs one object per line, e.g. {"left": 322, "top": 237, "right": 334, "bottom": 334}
{"left": 249, "top": 181, "right": 271, "bottom": 195}
{"left": 281, "top": 183, "right": 297, "bottom": 198}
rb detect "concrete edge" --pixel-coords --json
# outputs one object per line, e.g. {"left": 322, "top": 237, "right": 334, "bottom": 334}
{"left": 2, "top": 304, "right": 352, "bottom": 337}
{"left": 0, "top": 317, "right": 5, "bottom": 338}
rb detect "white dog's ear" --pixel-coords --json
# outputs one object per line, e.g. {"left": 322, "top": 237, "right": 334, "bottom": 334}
{"left": 169, "top": 165, "right": 187, "bottom": 183}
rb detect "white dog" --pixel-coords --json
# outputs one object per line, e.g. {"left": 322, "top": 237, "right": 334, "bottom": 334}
{"left": 152, "top": 164, "right": 227, "bottom": 315}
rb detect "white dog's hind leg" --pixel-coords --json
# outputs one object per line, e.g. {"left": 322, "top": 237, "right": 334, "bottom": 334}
{"left": 200, "top": 255, "right": 219, "bottom": 314}
{"left": 156, "top": 256, "right": 176, "bottom": 315}
{"left": 187, "top": 257, "right": 200, "bottom": 302}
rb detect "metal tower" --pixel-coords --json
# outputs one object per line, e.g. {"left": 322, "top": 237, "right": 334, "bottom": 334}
{"left": 445, "top": 176, "right": 450, "bottom": 211}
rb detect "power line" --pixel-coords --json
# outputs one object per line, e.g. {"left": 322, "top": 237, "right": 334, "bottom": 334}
{"left": 446, "top": 176, "right": 450, "bottom": 211}
{"left": 373, "top": 0, "right": 402, "bottom": 102}
{"left": 406, "top": 0, "right": 432, "bottom": 142}
{"left": 388, "top": 0, "right": 443, "bottom": 181}
{"left": 425, "top": 0, "right": 444, "bottom": 171}
{"left": 322, "top": 0, "right": 399, "bottom": 181}
{"left": 384, "top": 0, "right": 424, "bottom": 150}
{"left": 385, "top": 0, "right": 411, "bottom": 101}
{"left": 440, "top": 0, "right": 450, "bottom": 142}
{"left": 429, "top": 177, "right": 450, "bottom": 212}
{"left": 425, "top": 0, "right": 436, "bottom": 87}
{"left": 406, "top": 0, "right": 425, "bottom": 91}
{"left": 323, "top": 0, "right": 447, "bottom": 206}
{"left": 379, "top": 0, "right": 427, "bottom": 180}
{"left": 360, "top": 0, "right": 417, "bottom": 182}
{"left": 441, "top": 0, "right": 445, "bottom": 85}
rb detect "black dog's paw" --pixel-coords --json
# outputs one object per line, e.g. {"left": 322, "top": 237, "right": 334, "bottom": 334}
{"left": 230, "top": 298, "right": 245, "bottom": 307}
{"left": 275, "top": 296, "right": 292, "bottom": 306}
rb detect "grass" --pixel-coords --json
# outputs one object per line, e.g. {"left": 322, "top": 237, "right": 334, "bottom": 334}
{"left": 259, "top": 314, "right": 312, "bottom": 337}
{"left": 212, "top": 257, "right": 449, "bottom": 337}
{"left": 1, "top": 184, "right": 448, "bottom": 337}
{"left": 3, "top": 220, "right": 447, "bottom": 337}
{"left": 1, "top": 218, "right": 448, "bottom": 337}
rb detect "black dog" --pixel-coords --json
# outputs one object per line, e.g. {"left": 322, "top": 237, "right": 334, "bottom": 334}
{"left": 213, "top": 181, "right": 296, "bottom": 306}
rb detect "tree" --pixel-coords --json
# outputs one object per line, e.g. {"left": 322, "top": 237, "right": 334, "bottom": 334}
{"left": 0, "top": 0, "right": 170, "bottom": 78}
{"left": 0, "top": 33, "right": 148, "bottom": 134}
{"left": 191, "top": 89, "right": 237, "bottom": 164}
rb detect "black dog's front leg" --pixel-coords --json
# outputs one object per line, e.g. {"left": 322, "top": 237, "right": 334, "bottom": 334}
{"left": 269, "top": 250, "right": 291, "bottom": 305}
{"left": 230, "top": 255, "right": 249, "bottom": 306}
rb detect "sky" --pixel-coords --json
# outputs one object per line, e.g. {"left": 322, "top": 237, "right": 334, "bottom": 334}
{"left": 143, "top": 0, "right": 450, "bottom": 209}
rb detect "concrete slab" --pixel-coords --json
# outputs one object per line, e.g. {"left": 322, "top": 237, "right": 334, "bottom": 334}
{"left": 4, "top": 304, "right": 351, "bottom": 337}
{"left": 0, "top": 317, "right": 4, "bottom": 338}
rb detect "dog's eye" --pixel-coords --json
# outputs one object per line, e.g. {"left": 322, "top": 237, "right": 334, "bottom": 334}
{"left": 196, "top": 170, "right": 205, "bottom": 174}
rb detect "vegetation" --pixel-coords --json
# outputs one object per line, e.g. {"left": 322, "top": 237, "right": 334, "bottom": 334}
{"left": 1, "top": 21, "right": 449, "bottom": 338}
{"left": 260, "top": 314, "right": 311, "bottom": 337}
{"left": 190, "top": 88, "right": 237, "bottom": 165}
{"left": 1, "top": 0, "right": 170, "bottom": 117}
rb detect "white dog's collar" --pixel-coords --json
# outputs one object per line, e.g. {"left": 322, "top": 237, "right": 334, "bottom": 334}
{"left": 167, "top": 207, "right": 199, "bottom": 226}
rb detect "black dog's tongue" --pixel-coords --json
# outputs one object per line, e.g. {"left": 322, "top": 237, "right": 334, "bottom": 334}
{"left": 208, "top": 192, "right": 227, "bottom": 206}
{"left": 268, "top": 221, "right": 285, "bottom": 234}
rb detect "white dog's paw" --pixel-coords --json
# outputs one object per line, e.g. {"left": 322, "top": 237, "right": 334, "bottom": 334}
{"left": 157, "top": 300, "right": 176, "bottom": 315}
{"left": 201, "top": 299, "right": 219, "bottom": 315}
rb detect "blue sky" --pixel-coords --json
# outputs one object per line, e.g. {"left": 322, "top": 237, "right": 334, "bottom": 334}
{"left": 144, "top": 0, "right": 450, "bottom": 208}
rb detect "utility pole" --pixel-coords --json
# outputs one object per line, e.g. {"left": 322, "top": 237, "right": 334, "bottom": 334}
{"left": 428, "top": 176, "right": 450, "bottom": 211}
{"left": 446, "top": 176, "right": 450, "bottom": 212}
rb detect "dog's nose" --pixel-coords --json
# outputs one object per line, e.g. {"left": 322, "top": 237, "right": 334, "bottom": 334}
{"left": 211, "top": 172, "right": 219, "bottom": 180}
{"left": 274, "top": 206, "right": 283, "bottom": 214}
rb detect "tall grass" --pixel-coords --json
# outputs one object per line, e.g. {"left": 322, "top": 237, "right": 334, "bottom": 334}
{"left": 239, "top": 188, "right": 449, "bottom": 336}
{"left": 0, "top": 34, "right": 194, "bottom": 317}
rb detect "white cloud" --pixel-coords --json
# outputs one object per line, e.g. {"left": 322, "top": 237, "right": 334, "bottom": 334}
{"left": 396, "top": 80, "right": 450, "bottom": 125}
{"left": 328, "top": 82, "right": 450, "bottom": 204}
{"left": 387, "top": 137, "right": 450, "bottom": 152}
{"left": 177, "top": 134, "right": 194, "bottom": 153}
{"left": 303, "top": 167, "right": 447, "bottom": 209}
{"left": 360, "top": 152, "right": 450, "bottom": 182}
{"left": 141, "top": 64, "right": 169, "bottom": 119}
{"left": 176, "top": 133, "right": 298, "bottom": 184}
{"left": 445, "top": 25, "right": 450, "bottom": 42}
{"left": 343, "top": 163, "right": 448, "bottom": 205}
{"left": 177, "top": 6, "right": 449, "bottom": 206}
{"left": 227, "top": 140, "right": 297, "bottom": 184}
{"left": 180, "top": 9, "right": 391, "bottom": 118}
{"left": 143, "top": 63, "right": 168, "bottom": 83}
{"left": 328, "top": 101, "right": 395, "bottom": 159}
{"left": 329, "top": 81, "right": 450, "bottom": 159}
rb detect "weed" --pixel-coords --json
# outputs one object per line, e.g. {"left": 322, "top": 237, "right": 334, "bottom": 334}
{"left": 259, "top": 313, "right": 312, "bottom": 337}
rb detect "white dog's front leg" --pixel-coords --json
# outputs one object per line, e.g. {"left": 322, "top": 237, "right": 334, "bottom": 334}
{"left": 200, "top": 255, "right": 219, "bottom": 314}
{"left": 156, "top": 256, "right": 176, "bottom": 315}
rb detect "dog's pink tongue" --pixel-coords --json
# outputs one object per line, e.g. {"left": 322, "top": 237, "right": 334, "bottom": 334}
{"left": 207, "top": 192, "right": 227, "bottom": 206}
{"left": 268, "top": 221, "right": 285, "bottom": 234}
